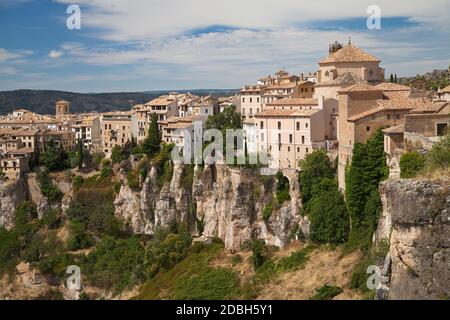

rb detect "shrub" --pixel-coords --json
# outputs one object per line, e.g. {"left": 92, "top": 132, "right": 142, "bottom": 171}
{"left": 172, "top": 267, "right": 240, "bottom": 300}
{"left": 72, "top": 175, "right": 85, "bottom": 191}
{"left": 400, "top": 151, "right": 426, "bottom": 178}
{"left": 231, "top": 254, "right": 242, "bottom": 266}
{"left": 243, "top": 239, "right": 268, "bottom": 270}
{"left": 66, "top": 220, "right": 94, "bottom": 251}
{"left": 0, "top": 228, "right": 20, "bottom": 275}
{"left": 298, "top": 150, "right": 335, "bottom": 205}
{"left": 40, "top": 140, "right": 68, "bottom": 171}
{"left": 262, "top": 202, "right": 273, "bottom": 221}
{"left": 308, "top": 186, "right": 350, "bottom": 244}
{"left": 277, "top": 247, "right": 312, "bottom": 272}
{"left": 37, "top": 170, "right": 63, "bottom": 205}
{"left": 82, "top": 236, "right": 145, "bottom": 293}
{"left": 126, "top": 171, "right": 140, "bottom": 190}
{"left": 310, "top": 284, "right": 343, "bottom": 300}
{"left": 426, "top": 131, "right": 450, "bottom": 170}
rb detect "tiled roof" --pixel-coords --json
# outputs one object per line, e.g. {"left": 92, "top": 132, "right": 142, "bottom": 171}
{"left": 320, "top": 44, "right": 380, "bottom": 64}
{"left": 146, "top": 96, "right": 176, "bottom": 106}
{"left": 266, "top": 98, "right": 318, "bottom": 106}
{"left": 383, "top": 124, "right": 405, "bottom": 134}
{"left": 412, "top": 102, "right": 448, "bottom": 113}
{"left": 375, "top": 83, "right": 410, "bottom": 91}
{"left": 255, "top": 109, "right": 319, "bottom": 117}
{"left": 339, "top": 82, "right": 383, "bottom": 93}
{"left": 348, "top": 107, "right": 384, "bottom": 121}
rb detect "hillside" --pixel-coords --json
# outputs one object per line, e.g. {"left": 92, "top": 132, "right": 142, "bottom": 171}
{"left": 0, "top": 89, "right": 238, "bottom": 115}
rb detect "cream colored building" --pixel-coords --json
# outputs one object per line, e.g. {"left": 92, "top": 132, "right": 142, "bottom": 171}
{"left": 72, "top": 114, "right": 102, "bottom": 150}
{"left": 101, "top": 111, "right": 134, "bottom": 156}
{"left": 245, "top": 108, "right": 326, "bottom": 170}
{"left": 437, "top": 85, "right": 450, "bottom": 101}
{"left": 239, "top": 85, "right": 264, "bottom": 119}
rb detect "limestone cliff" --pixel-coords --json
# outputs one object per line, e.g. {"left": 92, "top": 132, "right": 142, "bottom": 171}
{"left": 377, "top": 178, "right": 450, "bottom": 300}
{"left": 114, "top": 164, "right": 304, "bottom": 252}
{"left": 0, "top": 178, "right": 28, "bottom": 230}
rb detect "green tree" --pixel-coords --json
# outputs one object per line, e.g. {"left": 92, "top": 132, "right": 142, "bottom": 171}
{"left": 298, "top": 150, "right": 335, "bottom": 205}
{"left": 40, "top": 140, "right": 68, "bottom": 171}
{"left": 111, "top": 145, "right": 125, "bottom": 164}
{"left": 345, "top": 129, "right": 387, "bottom": 245}
{"left": 389, "top": 74, "right": 394, "bottom": 83}
{"left": 308, "top": 181, "right": 350, "bottom": 244}
{"left": 400, "top": 151, "right": 426, "bottom": 178}
{"left": 141, "top": 113, "right": 161, "bottom": 158}
{"left": 426, "top": 131, "right": 450, "bottom": 170}
{"left": 76, "top": 138, "right": 83, "bottom": 170}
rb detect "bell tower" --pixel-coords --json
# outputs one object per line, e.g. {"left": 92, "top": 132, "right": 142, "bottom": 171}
{"left": 55, "top": 100, "right": 70, "bottom": 121}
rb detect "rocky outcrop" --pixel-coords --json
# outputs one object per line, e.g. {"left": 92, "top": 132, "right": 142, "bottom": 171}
{"left": 114, "top": 164, "right": 303, "bottom": 252}
{"left": 26, "top": 173, "right": 50, "bottom": 219}
{"left": 0, "top": 178, "right": 29, "bottom": 230}
{"left": 378, "top": 179, "right": 450, "bottom": 300}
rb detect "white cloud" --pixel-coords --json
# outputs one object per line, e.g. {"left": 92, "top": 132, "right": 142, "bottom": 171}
{"left": 54, "top": 0, "right": 450, "bottom": 41}
{"left": 0, "top": 48, "right": 32, "bottom": 62}
{"left": 49, "top": 50, "right": 64, "bottom": 59}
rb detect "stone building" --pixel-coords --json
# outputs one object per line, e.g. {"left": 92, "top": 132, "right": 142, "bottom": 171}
{"left": 101, "top": 111, "right": 134, "bottom": 156}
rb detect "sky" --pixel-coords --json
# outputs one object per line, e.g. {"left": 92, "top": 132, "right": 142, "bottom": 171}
{"left": 0, "top": 0, "right": 449, "bottom": 93}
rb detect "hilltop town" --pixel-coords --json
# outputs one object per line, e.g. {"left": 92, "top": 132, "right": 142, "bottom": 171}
{"left": 1, "top": 41, "right": 449, "bottom": 186}
{"left": 0, "top": 41, "right": 449, "bottom": 301}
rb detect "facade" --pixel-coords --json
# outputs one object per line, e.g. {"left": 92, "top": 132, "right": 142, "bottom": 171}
{"left": 246, "top": 109, "right": 326, "bottom": 170}
{"left": 55, "top": 100, "right": 70, "bottom": 121}
{"left": 71, "top": 114, "right": 102, "bottom": 150}
{"left": 36, "top": 129, "right": 75, "bottom": 154}
{"left": 437, "top": 85, "right": 450, "bottom": 101}
{"left": 239, "top": 85, "right": 264, "bottom": 119}
{"left": 101, "top": 111, "right": 134, "bottom": 156}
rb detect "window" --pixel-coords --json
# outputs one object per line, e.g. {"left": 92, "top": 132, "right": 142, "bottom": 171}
{"left": 305, "top": 122, "right": 309, "bottom": 128}
{"left": 297, "top": 147, "right": 300, "bottom": 152}
{"left": 289, "top": 134, "right": 293, "bottom": 143}
{"left": 387, "top": 114, "right": 391, "bottom": 120}
{"left": 437, "top": 123, "right": 448, "bottom": 136}
{"left": 257, "top": 98, "right": 260, "bottom": 103}
{"left": 278, "top": 122, "right": 281, "bottom": 130}
{"left": 366, "top": 126, "right": 370, "bottom": 132}
{"left": 306, "top": 148, "right": 309, "bottom": 153}
{"left": 301, "top": 136, "right": 305, "bottom": 144}
{"left": 205, "top": 109, "right": 208, "bottom": 114}
{"left": 278, "top": 134, "right": 281, "bottom": 143}
{"left": 242, "top": 98, "right": 245, "bottom": 103}
{"left": 288, "top": 146, "right": 290, "bottom": 152}
{"left": 250, "top": 98, "right": 253, "bottom": 103}
{"left": 260, "top": 121, "right": 264, "bottom": 129}
{"left": 105, "top": 124, "right": 108, "bottom": 130}
{"left": 250, "top": 108, "right": 253, "bottom": 115}
{"left": 296, "top": 122, "right": 300, "bottom": 130}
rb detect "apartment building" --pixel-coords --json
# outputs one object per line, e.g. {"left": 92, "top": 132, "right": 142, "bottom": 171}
{"left": 218, "top": 95, "right": 241, "bottom": 113}
{"left": 239, "top": 85, "right": 264, "bottom": 119}
{"left": 187, "top": 95, "right": 218, "bottom": 116}
{"left": 71, "top": 114, "right": 102, "bottom": 150}
{"left": 162, "top": 115, "right": 207, "bottom": 149}
{"left": 0, "top": 109, "right": 57, "bottom": 130}
{"left": 101, "top": 111, "right": 134, "bottom": 156}
{"left": 36, "top": 129, "right": 75, "bottom": 154}
{"left": 133, "top": 95, "right": 179, "bottom": 145}
{"left": 245, "top": 108, "right": 326, "bottom": 170}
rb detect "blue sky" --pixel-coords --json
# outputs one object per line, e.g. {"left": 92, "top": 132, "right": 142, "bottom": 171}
{"left": 0, "top": 0, "right": 449, "bottom": 92}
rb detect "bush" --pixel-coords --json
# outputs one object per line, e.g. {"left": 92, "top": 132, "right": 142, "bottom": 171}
{"left": 310, "top": 284, "right": 343, "bottom": 300}
{"left": 262, "top": 202, "right": 273, "bottom": 221}
{"left": 40, "top": 140, "right": 68, "bottom": 171}
{"left": 126, "top": 171, "right": 140, "bottom": 190}
{"left": 0, "top": 228, "right": 20, "bottom": 275}
{"left": 400, "top": 151, "right": 426, "bottom": 178}
{"left": 308, "top": 185, "right": 350, "bottom": 244}
{"left": 37, "top": 170, "right": 63, "bottom": 205}
{"left": 66, "top": 220, "right": 94, "bottom": 251}
{"left": 426, "top": 131, "right": 450, "bottom": 170}
{"left": 82, "top": 236, "right": 146, "bottom": 293}
{"left": 172, "top": 267, "right": 240, "bottom": 300}
{"left": 299, "top": 150, "right": 335, "bottom": 205}
{"left": 92, "top": 151, "right": 105, "bottom": 170}
{"left": 243, "top": 239, "right": 268, "bottom": 270}
{"left": 277, "top": 246, "right": 313, "bottom": 272}
{"left": 72, "top": 175, "right": 85, "bottom": 191}
{"left": 231, "top": 254, "right": 242, "bottom": 266}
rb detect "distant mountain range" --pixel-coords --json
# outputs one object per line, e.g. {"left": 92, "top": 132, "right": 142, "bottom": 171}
{"left": 0, "top": 89, "right": 238, "bottom": 115}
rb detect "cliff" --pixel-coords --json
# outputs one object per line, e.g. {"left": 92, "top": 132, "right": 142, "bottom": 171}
{"left": 377, "top": 178, "right": 450, "bottom": 300}
{"left": 0, "top": 178, "right": 29, "bottom": 230}
{"left": 114, "top": 164, "right": 305, "bottom": 252}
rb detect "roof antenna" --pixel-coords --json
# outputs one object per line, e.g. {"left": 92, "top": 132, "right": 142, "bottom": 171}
{"left": 348, "top": 36, "right": 351, "bottom": 45}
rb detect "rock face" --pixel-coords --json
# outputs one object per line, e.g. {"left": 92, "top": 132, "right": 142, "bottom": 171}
{"left": 114, "top": 164, "right": 303, "bottom": 252}
{"left": 0, "top": 178, "right": 29, "bottom": 230}
{"left": 378, "top": 179, "right": 450, "bottom": 300}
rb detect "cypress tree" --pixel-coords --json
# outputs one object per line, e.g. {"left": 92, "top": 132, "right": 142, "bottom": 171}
{"left": 389, "top": 74, "right": 394, "bottom": 83}
{"left": 77, "top": 138, "right": 83, "bottom": 170}
{"left": 142, "top": 113, "right": 161, "bottom": 158}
